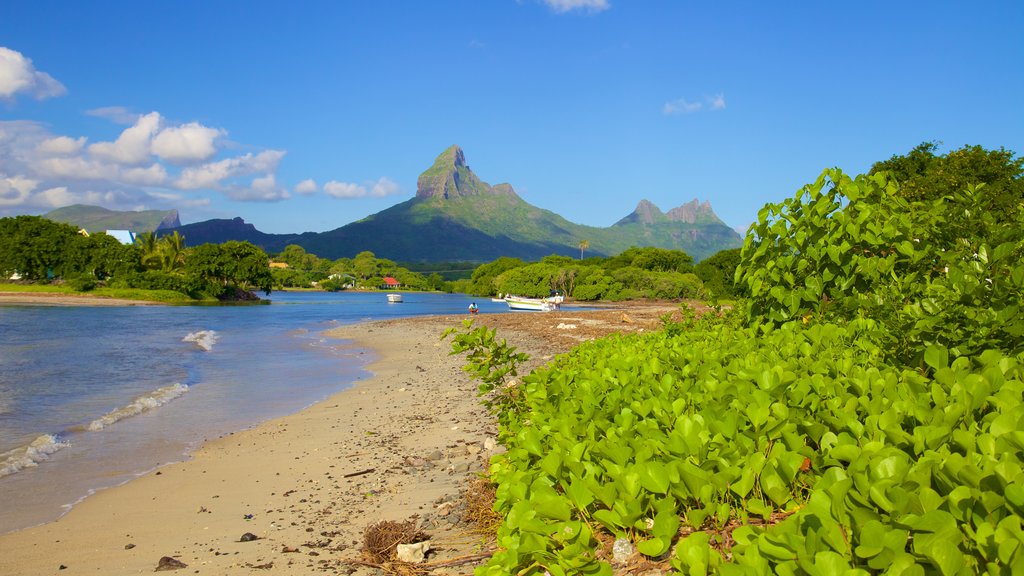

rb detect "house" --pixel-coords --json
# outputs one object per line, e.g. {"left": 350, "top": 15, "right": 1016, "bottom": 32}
{"left": 381, "top": 276, "right": 401, "bottom": 289}
{"left": 105, "top": 230, "right": 136, "bottom": 244}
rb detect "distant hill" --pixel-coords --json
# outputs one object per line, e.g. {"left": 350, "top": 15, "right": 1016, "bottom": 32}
{"left": 163, "top": 145, "right": 743, "bottom": 261}
{"left": 44, "top": 204, "right": 180, "bottom": 233}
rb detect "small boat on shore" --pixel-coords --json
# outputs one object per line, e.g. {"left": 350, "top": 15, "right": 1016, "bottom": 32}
{"left": 504, "top": 294, "right": 563, "bottom": 312}
{"left": 386, "top": 293, "right": 403, "bottom": 303}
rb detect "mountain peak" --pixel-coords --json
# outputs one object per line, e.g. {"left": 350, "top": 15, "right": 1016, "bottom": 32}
{"left": 666, "top": 199, "right": 724, "bottom": 225}
{"left": 416, "top": 145, "right": 489, "bottom": 200}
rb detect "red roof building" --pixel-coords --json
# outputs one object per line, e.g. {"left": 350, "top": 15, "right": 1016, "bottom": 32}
{"left": 382, "top": 276, "right": 400, "bottom": 287}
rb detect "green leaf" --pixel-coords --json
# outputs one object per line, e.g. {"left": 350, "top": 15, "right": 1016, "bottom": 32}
{"left": 638, "top": 461, "right": 671, "bottom": 495}
{"left": 924, "top": 345, "right": 949, "bottom": 371}
{"left": 637, "top": 536, "right": 669, "bottom": 557}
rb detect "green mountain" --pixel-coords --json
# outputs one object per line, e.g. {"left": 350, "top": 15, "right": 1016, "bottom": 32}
{"left": 44, "top": 204, "right": 180, "bottom": 233}
{"left": 164, "top": 145, "right": 743, "bottom": 261}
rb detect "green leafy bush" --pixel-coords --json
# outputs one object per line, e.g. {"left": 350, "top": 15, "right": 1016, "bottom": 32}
{"left": 455, "top": 318, "right": 1024, "bottom": 575}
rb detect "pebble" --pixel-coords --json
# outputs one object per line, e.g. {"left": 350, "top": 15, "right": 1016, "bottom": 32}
{"left": 239, "top": 532, "right": 259, "bottom": 542}
{"left": 155, "top": 556, "right": 187, "bottom": 571}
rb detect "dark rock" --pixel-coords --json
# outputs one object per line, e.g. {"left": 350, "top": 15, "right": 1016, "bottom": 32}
{"left": 155, "top": 556, "right": 187, "bottom": 571}
{"left": 125, "top": 543, "right": 136, "bottom": 550}
{"left": 239, "top": 532, "right": 259, "bottom": 542}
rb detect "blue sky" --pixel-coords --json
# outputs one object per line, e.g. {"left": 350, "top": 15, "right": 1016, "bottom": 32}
{"left": 1, "top": 1, "right": 1022, "bottom": 236}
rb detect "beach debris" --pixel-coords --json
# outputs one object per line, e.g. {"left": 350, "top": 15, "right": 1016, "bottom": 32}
{"left": 58, "top": 566, "right": 67, "bottom": 571}
{"left": 396, "top": 541, "right": 431, "bottom": 563}
{"left": 125, "top": 543, "right": 136, "bottom": 550}
{"left": 556, "top": 323, "right": 577, "bottom": 330}
{"left": 155, "top": 556, "right": 187, "bottom": 571}
{"left": 239, "top": 532, "right": 260, "bottom": 542}
{"left": 463, "top": 476, "right": 501, "bottom": 534}
{"left": 620, "top": 312, "right": 634, "bottom": 324}
{"left": 483, "top": 437, "right": 498, "bottom": 451}
{"left": 282, "top": 545, "right": 300, "bottom": 553}
{"left": 342, "top": 467, "right": 375, "bottom": 479}
{"left": 243, "top": 513, "right": 254, "bottom": 520}
{"left": 362, "top": 519, "right": 426, "bottom": 563}
{"left": 612, "top": 537, "right": 635, "bottom": 564}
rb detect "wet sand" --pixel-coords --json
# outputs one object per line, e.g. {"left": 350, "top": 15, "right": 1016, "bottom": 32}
{"left": 0, "top": 303, "right": 682, "bottom": 575}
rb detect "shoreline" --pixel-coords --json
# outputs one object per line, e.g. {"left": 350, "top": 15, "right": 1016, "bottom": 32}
{"left": 0, "top": 313, "right": 511, "bottom": 575}
{"left": 0, "top": 292, "right": 164, "bottom": 306}
{"left": 0, "top": 304, "right": 682, "bottom": 575}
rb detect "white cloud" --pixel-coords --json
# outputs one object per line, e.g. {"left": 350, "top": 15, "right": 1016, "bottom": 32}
{"left": 663, "top": 98, "right": 703, "bottom": 115}
{"left": 370, "top": 177, "right": 401, "bottom": 197}
{"left": 324, "top": 177, "right": 401, "bottom": 199}
{"left": 0, "top": 104, "right": 350, "bottom": 212}
{"left": 88, "top": 112, "right": 161, "bottom": 165}
{"left": 121, "top": 163, "right": 169, "bottom": 186}
{"left": 542, "top": 0, "right": 609, "bottom": 13}
{"left": 147, "top": 190, "right": 211, "bottom": 208}
{"left": 0, "top": 47, "right": 66, "bottom": 101}
{"left": 324, "top": 180, "right": 365, "bottom": 199}
{"left": 36, "top": 135, "right": 87, "bottom": 156}
{"left": 663, "top": 93, "right": 727, "bottom": 116}
{"left": 151, "top": 122, "right": 224, "bottom": 164}
{"left": 36, "top": 156, "right": 120, "bottom": 181}
{"left": 294, "top": 178, "right": 318, "bottom": 195}
{"left": 175, "top": 149, "right": 286, "bottom": 190}
{"left": 224, "top": 173, "right": 290, "bottom": 202}
{"left": 86, "top": 106, "right": 139, "bottom": 125}
{"left": 0, "top": 174, "right": 38, "bottom": 207}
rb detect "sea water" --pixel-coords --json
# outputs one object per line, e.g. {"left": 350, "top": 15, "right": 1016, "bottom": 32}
{"left": 0, "top": 291, "right": 506, "bottom": 534}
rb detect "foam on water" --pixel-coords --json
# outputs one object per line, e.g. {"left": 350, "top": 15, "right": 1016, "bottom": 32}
{"left": 0, "top": 434, "right": 69, "bottom": 478}
{"left": 182, "top": 330, "right": 218, "bottom": 351}
{"left": 86, "top": 383, "right": 189, "bottom": 431}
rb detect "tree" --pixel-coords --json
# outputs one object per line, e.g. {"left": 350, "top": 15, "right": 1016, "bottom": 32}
{"left": 578, "top": 239, "right": 589, "bottom": 260}
{"left": 135, "top": 232, "right": 161, "bottom": 269}
{"left": 737, "top": 167, "right": 1024, "bottom": 362}
{"left": 185, "top": 241, "right": 273, "bottom": 297}
{"left": 695, "top": 247, "right": 743, "bottom": 299}
{"left": 160, "top": 231, "right": 186, "bottom": 271}
{"left": 0, "top": 216, "right": 79, "bottom": 280}
{"left": 352, "top": 251, "right": 379, "bottom": 281}
{"left": 870, "top": 142, "right": 1023, "bottom": 222}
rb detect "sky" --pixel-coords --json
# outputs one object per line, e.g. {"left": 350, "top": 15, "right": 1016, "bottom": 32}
{"left": 1, "top": 1, "right": 1022, "bottom": 235}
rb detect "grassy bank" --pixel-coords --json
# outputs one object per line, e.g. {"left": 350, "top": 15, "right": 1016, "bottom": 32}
{"left": 0, "top": 283, "right": 203, "bottom": 304}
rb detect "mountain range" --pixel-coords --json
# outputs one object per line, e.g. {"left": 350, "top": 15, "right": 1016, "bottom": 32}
{"left": 44, "top": 205, "right": 180, "bottom": 233}
{"left": 47, "top": 146, "right": 743, "bottom": 262}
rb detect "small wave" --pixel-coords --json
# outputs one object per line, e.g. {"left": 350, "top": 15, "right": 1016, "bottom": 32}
{"left": 86, "top": 384, "right": 189, "bottom": 431}
{"left": 0, "top": 434, "right": 69, "bottom": 478}
{"left": 183, "top": 330, "right": 218, "bottom": 351}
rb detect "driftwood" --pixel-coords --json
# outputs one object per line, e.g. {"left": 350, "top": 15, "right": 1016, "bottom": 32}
{"left": 343, "top": 467, "right": 376, "bottom": 478}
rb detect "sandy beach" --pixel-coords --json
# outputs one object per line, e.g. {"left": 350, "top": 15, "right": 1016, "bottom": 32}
{"left": 0, "top": 303, "right": 681, "bottom": 575}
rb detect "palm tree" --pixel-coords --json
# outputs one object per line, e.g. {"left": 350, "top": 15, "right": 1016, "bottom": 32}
{"left": 135, "top": 232, "right": 161, "bottom": 269}
{"left": 160, "top": 231, "right": 186, "bottom": 271}
{"left": 578, "top": 239, "right": 589, "bottom": 260}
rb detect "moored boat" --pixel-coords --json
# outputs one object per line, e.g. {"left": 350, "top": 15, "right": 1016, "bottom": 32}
{"left": 386, "top": 293, "right": 403, "bottom": 303}
{"left": 504, "top": 294, "right": 562, "bottom": 312}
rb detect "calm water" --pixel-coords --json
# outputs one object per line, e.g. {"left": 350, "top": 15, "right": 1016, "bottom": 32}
{"left": 0, "top": 291, "right": 508, "bottom": 534}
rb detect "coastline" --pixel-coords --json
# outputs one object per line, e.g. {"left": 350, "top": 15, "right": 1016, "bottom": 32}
{"left": 0, "top": 292, "right": 162, "bottom": 306}
{"left": 0, "top": 303, "right": 682, "bottom": 575}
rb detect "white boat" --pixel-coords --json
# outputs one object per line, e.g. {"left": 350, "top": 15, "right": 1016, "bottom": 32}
{"left": 386, "top": 293, "right": 403, "bottom": 303}
{"left": 504, "top": 294, "right": 563, "bottom": 312}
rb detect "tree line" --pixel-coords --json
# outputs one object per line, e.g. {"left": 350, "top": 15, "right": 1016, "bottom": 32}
{"left": 0, "top": 216, "right": 273, "bottom": 299}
